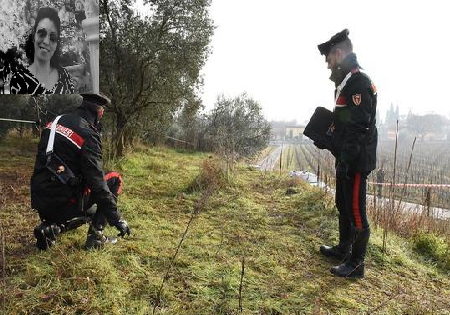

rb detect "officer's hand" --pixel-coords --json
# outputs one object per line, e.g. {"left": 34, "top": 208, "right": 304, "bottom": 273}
{"left": 114, "top": 219, "right": 131, "bottom": 237}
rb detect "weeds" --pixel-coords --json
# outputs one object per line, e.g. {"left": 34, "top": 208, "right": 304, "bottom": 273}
{"left": 238, "top": 256, "right": 245, "bottom": 313}
{"left": 413, "top": 232, "right": 450, "bottom": 271}
{"left": 1, "top": 224, "right": 5, "bottom": 315}
{"left": 366, "top": 129, "right": 450, "bottom": 271}
{"left": 153, "top": 159, "right": 224, "bottom": 314}
{"left": 186, "top": 158, "right": 227, "bottom": 193}
{"left": 383, "top": 120, "right": 400, "bottom": 253}
{"left": 2, "top": 138, "right": 450, "bottom": 314}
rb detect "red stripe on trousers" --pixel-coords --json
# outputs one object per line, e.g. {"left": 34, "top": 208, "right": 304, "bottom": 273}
{"left": 352, "top": 172, "right": 363, "bottom": 230}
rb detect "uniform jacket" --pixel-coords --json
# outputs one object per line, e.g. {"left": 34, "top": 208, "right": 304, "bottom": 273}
{"left": 328, "top": 53, "right": 378, "bottom": 172}
{"left": 30, "top": 107, "right": 121, "bottom": 225}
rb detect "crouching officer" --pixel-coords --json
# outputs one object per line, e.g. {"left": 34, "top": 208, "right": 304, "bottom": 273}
{"left": 316, "top": 29, "right": 377, "bottom": 278}
{"left": 30, "top": 93, "right": 131, "bottom": 250}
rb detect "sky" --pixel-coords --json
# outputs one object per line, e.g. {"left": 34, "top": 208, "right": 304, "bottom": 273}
{"left": 199, "top": 0, "right": 450, "bottom": 124}
{"left": 132, "top": 0, "right": 450, "bottom": 124}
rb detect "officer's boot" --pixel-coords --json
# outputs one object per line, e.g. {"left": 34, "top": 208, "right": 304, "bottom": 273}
{"left": 64, "top": 216, "right": 90, "bottom": 231}
{"left": 320, "top": 215, "right": 352, "bottom": 261}
{"left": 85, "top": 224, "right": 117, "bottom": 250}
{"left": 331, "top": 228, "right": 370, "bottom": 278}
{"left": 33, "top": 222, "right": 64, "bottom": 250}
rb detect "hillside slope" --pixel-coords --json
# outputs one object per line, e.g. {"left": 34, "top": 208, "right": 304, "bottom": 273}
{"left": 1, "top": 137, "right": 449, "bottom": 315}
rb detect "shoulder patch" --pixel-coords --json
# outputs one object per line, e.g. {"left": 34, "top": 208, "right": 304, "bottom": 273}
{"left": 352, "top": 94, "right": 362, "bottom": 106}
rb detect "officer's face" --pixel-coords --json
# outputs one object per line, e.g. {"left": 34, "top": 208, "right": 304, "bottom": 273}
{"left": 326, "top": 51, "right": 339, "bottom": 71}
{"left": 98, "top": 106, "right": 104, "bottom": 120}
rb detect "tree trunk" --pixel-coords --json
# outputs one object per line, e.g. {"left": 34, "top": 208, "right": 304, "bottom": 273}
{"left": 124, "top": 127, "right": 134, "bottom": 149}
{"left": 114, "top": 112, "right": 128, "bottom": 158}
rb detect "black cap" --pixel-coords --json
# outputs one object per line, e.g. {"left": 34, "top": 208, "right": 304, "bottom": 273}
{"left": 80, "top": 93, "right": 111, "bottom": 107}
{"left": 318, "top": 29, "right": 350, "bottom": 56}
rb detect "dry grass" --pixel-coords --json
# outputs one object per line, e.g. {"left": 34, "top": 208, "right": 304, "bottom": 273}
{"left": 1, "top": 135, "right": 450, "bottom": 314}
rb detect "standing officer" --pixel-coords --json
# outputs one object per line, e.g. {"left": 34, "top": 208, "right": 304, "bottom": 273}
{"left": 316, "top": 29, "right": 378, "bottom": 278}
{"left": 31, "top": 93, "right": 131, "bottom": 250}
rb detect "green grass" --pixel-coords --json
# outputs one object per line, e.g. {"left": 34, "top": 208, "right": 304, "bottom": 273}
{"left": 1, "top": 136, "right": 450, "bottom": 314}
{"left": 413, "top": 232, "right": 450, "bottom": 271}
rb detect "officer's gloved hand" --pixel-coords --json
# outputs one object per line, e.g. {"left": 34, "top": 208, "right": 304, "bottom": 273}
{"left": 114, "top": 219, "right": 131, "bottom": 237}
{"left": 336, "top": 161, "right": 350, "bottom": 179}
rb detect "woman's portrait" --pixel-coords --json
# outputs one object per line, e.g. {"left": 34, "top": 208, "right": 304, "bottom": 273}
{"left": 10, "top": 7, "right": 74, "bottom": 94}
{"left": 0, "top": 0, "right": 97, "bottom": 94}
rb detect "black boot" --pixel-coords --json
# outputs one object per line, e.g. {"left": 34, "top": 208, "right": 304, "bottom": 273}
{"left": 330, "top": 260, "right": 365, "bottom": 278}
{"left": 320, "top": 244, "right": 351, "bottom": 261}
{"left": 320, "top": 215, "right": 352, "bottom": 261}
{"left": 85, "top": 224, "right": 117, "bottom": 250}
{"left": 331, "top": 228, "right": 370, "bottom": 278}
{"left": 33, "top": 222, "right": 63, "bottom": 250}
{"left": 64, "top": 216, "right": 90, "bottom": 231}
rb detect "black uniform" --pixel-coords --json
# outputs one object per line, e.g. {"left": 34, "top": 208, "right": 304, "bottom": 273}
{"left": 329, "top": 52, "right": 377, "bottom": 263}
{"left": 329, "top": 55, "right": 377, "bottom": 170}
{"left": 316, "top": 29, "right": 377, "bottom": 278}
{"left": 31, "top": 106, "right": 122, "bottom": 232}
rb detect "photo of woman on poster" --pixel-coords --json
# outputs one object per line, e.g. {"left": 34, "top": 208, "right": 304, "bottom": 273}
{"left": 0, "top": 0, "right": 97, "bottom": 94}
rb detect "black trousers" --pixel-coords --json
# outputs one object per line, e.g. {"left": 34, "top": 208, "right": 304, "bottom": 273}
{"left": 335, "top": 170, "right": 370, "bottom": 234}
{"left": 37, "top": 172, "right": 123, "bottom": 229}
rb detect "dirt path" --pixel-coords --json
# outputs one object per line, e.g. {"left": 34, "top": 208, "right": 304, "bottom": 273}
{"left": 257, "top": 145, "right": 282, "bottom": 171}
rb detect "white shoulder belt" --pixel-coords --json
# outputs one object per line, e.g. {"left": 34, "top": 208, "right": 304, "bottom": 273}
{"left": 46, "top": 115, "right": 63, "bottom": 155}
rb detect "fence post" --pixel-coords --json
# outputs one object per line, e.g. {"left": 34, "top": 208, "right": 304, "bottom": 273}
{"left": 425, "top": 187, "right": 431, "bottom": 217}
{"left": 279, "top": 144, "right": 283, "bottom": 174}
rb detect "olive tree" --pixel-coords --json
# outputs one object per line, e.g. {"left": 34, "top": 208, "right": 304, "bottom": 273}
{"left": 205, "top": 93, "right": 271, "bottom": 172}
{"left": 100, "top": 0, "right": 214, "bottom": 157}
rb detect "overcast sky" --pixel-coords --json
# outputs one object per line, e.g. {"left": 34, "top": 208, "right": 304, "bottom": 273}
{"left": 200, "top": 0, "right": 450, "bottom": 124}
{"left": 133, "top": 0, "right": 450, "bottom": 124}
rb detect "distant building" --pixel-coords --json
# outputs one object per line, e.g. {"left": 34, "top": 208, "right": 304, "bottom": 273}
{"left": 285, "top": 126, "right": 304, "bottom": 140}
{"left": 270, "top": 127, "right": 285, "bottom": 140}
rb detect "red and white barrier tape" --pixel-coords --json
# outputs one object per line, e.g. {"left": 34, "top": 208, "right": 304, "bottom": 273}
{"left": 368, "top": 182, "right": 450, "bottom": 188}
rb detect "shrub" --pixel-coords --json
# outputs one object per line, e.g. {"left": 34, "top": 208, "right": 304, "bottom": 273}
{"left": 186, "top": 158, "right": 227, "bottom": 193}
{"left": 413, "top": 232, "right": 450, "bottom": 271}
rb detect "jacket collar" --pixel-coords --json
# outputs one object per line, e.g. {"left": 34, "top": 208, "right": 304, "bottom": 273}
{"left": 330, "top": 52, "right": 360, "bottom": 86}
{"left": 76, "top": 106, "right": 97, "bottom": 127}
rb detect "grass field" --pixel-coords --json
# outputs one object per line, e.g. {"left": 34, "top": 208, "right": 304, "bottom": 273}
{"left": 1, "top": 136, "right": 450, "bottom": 314}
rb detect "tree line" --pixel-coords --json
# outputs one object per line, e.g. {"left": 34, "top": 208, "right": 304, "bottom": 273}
{"left": 98, "top": 0, "right": 270, "bottom": 161}
{"left": 0, "top": 0, "right": 271, "bottom": 164}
